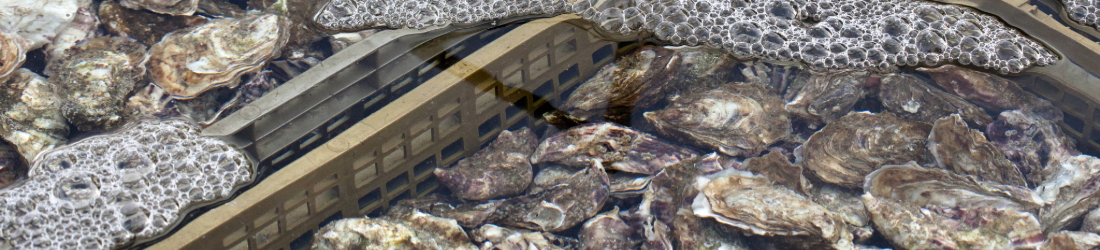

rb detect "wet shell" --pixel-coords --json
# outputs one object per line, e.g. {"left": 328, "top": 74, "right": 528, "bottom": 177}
{"left": 795, "top": 111, "right": 932, "bottom": 188}
{"left": 312, "top": 209, "right": 477, "bottom": 250}
{"left": 1035, "top": 154, "right": 1100, "bottom": 233}
{"left": 864, "top": 162, "right": 1043, "bottom": 212}
{"left": 468, "top": 224, "right": 579, "bottom": 250}
{"left": 644, "top": 82, "right": 790, "bottom": 157}
{"left": 1041, "top": 231, "right": 1100, "bottom": 250}
{"left": 434, "top": 128, "right": 537, "bottom": 201}
{"left": 557, "top": 46, "right": 676, "bottom": 122}
{"left": 119, "top": 0, "right": 198, "bottom": 16}
{"left": 986, "top": 110, "right": 1078, "bottom": 186}
{"left": 919, "top": 64, "right": 1061, "bottom": 120}
{"left": 740, "top": 151, "right": 812, "bottom": 196}
{"left": 99, "top": 0, "right": 209, "bottom": 46}
{"left": 46, "top": 36, "right": 147, "bottom": 131}
{"left": 1084, "top": 208, "right": 1100, "bottom": 235}
{"left": 530, "top": 122, "right": 697, "bottom": 175}
{"left": 784, "top": 70, "right": 870, "bottom": 123}
{"left": 0, "top": 140, "right": 26, "bottom": 188}
{"left": 488, "top": 162, "right": 610, "bottom": 232}
{"left": 0, "top": 69, "right": 68, "bottom": 163}
{"left": 0, "top": 29, "right": 28, "bottom": 82}
{"left": 672, "top": 207, "right": 752, "bottom": 250}
{"left": 148, "top": 12, "right": 289, "bottom": 99}
{"left": 580, "top": 207, "right": 638, "bottom": 249}
{"left": 0, "top": 0, "right": 89, "bottom": 50}
{"left": 878, "top": 73, "right": 992, "bottom": 128}
{"left": 861, "top": 194, "right": 1044, "bottom": 250}
{"left": 811, "top": 183, "right": 873, "bottom": 243}
{"left": 44, "top": 5, "right": 97, "bottom": 62}
{"left": 928, "top": 114, "right": 1028, "bottom": 187}
{"left": 608, "top": 173, "right": 651, "bottom": 198}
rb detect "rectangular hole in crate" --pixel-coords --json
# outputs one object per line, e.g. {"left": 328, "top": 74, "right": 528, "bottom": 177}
{"left": 419, "top": 59, "right": 442, "bottom": 76}
{"left": 504, "top": 71, "right": 524, "bottom": 88}
{"left": 417, "top": 175, "right": 439, "bottom": 196}
{"left": 390, "top": 192, "right": 412, "bottom": 208}
{"left": 299, "top": 130, "right": 322, "bottom": 150}
{"left": 253, "top": 221, "right": 279, "bottom": 248}
{"left": 592, "top": 44, "right": 614, "bottom": 64}
{"left": 438, "top": 98, "right": 461, "bottom": 117}
{"left": 222, "top": 226, "right": 247, "bottom": 248}
{"left": 509, "top": 120, "right": 530, "bottom": 132}
{"left": 530, "top": 54, "right": 551, "bottom": 77}
{"left": 254, "top": 207, "right": 279, "bottom": 228}
{"left": 286, "top": 203, "right": 310, "bottom": 229}
{"left": 1062, "top": 93, "right": 1091, "bottom": 115}
{"left": 387, "top": 172, "right": 410, "bottom": 194}
{"left": 382, "top": 146, "right": 406, "bottom": 172}
{"left": 528, "top": 42, "right": 550, "bottom": 61}
{"left": 476, "top": 89, "right": 498, "bottom": 114}
{"left": 479, "top": 116, "right": 502, "bottom": 138}
{"left": 506, "top": 101, "right": 525, "bottom": 120}
{"left": 352, "top": 151, "right": 377, "bottom": 170}
{"left": 441, "top": 139, "right": 464, "bottom": 162}
{"left": 554, "top": 39, "right": 578, "bottom": 65}
{"left": 558, "top": 64, "right": 579, "bottom": 86}
{"left": 316, "top": 185, "right": 340, "bottom": 211}
{"left": 228, "top": 241, "right": 247, "bottom": 250}
{"left": 1096, "top": 109, "right": 1100, "bottom": 127}
{"left": 392, "top": 75, "right": 415, "bottom": 92}
{"left": 383, "top": 133, "right": 405, "bottom": 152}
{"left": 1067, "top": 113, "right": 1086, "bottom": 134}
{"left": 534, "top": 80, "right": 554, "bottom": 102}
{"left": 289, "top": 230, "right": 313, "bottom": 250}
{"left": 355, "top": 163, "right": 378, "bottom": 187}
{"left": 439, "top": 112, "right": 462, "bottom": 136}
{"left": 1091, "top": 128, "right": 1100, "bottom": 145}
{"left": 414, "top": 157, "right": 437, "bottom": 177}
{"left": 283, "top": 190, "right": 308, "bottom": 210}
{"left": 362, "top": 93, "right": 387, "bottom": 112}
{"left": 411, "top": 116, "right": 433, "bottom": 135}
{"left": 358, "top": 189, "right": 381, "bottom": 210}
{"left": 326, "top": 113, "right": 349, "bottom": 133}
{"left": 1029, "top": 77, "right": 1061, "bottom": 100}
{"left": 271, "top": 149, "right": 296, "bottom": 167}
{"left": 366, "top": 207, "right": 383, "bottom": 217}
{"left": 411, "top": 130, "right": 433, "bottom": 154}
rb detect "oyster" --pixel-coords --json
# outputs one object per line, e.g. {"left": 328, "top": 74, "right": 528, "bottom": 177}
{"left": 329, "top": 30, "right": 379, "bottom": 53}
{"left": 696, "top": 152, "right": 735, "bottom": 175}
{"left": 434, "top": 128, "right": 537, "bottom": 200}
{"left": 740, "top": 151, "right": 812, "bottom": 196}
{"left": 784, "top": 70, "right": 871, "bottom": 123}
{"left": 44, "top": 5, "right": 97, "bottom": 62}
{"left": 313, "top": 207, "right": 477, "bottom": 250}
{"left": 468, "top": 224, "right": 579, "bottom": 250}
{"left": 168, "top": 70, "right": 284, "bottom": 126}
{"left": 0, "top": 140, "right": 26, "bottom": 188}
{"left": 148, "top": 12, "right": 289, "bottom": 99}
{"left": 46, "top": 36, "right": 147, "bottom": 131}
{"left": 580, "top": 207, "right": 639, "bottom": 249}
{"left": 556, "top": 46, "right": 676, "bottom": 123}
{"left": 692, "top": 169, "right": 854, "bottom": 249}
{"left": 644, "top": 82, "right": 790, "bottom": 157}
{"left": 864, "top": 162, "right": 1043, "bottom": 212}
{"left": 528, "top": 163, "right": 575, "bottom": 194}
{"left": 928, "top": 114, "right": 1028, "bottom": 187}
{"left": 986, "top": 110, "right": 1078, "bottom": 185}
{"left": 918, "top": 64, "right": 1061, "bottom": 120}
{"left": 811, "top": 184, "right": 873, "bottom": 243}
{"left": 489, "top": 162, "right": 610, "bottom": 232}
{"left": 861, "top": 194, "right": 1044, "bottom": 250}
{"left": 0, "top": 29, "right": 28, "bottom": 82}
{"left": 1084, "top": 208, "right": 1100, "bottom": 235}
{"left": 608, "top": 173, "right": 651, "bottom": 198}
{"left": 878, "top": 73, "right": 992, "bottom": 128}
{"left": 119, "top": 0, "right": 198, "bottom": 16}
{"left": 1035, "top": 154, "right": 1100, "bottom": 233}
{"left": 0, "top": 0, "right": 90, "bottom": 50}
{"left": 530, "top": 122, "right": 697, "bottom": 175}
{"left": 1041, "top": 231, "right": 1100, "bottom": 250}
{"left": 99, "top": 0, "right": 209, "bottom": 46}
{"left": 735, "top": 60, "right": 812, "bottom": 96}
{"left": 672, "top": 207, "right": 752, "bottom": 250}
{"left": 0, "top": 69, "right": 68, "bottom": 163}
{"left": 795, "top": 111, "right": 932, "bottom": 188}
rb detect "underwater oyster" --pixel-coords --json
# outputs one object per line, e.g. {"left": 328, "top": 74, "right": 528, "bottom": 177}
{"left": 1085, "top": 208, "right": 1100, "bottom": 235}
{"left": 811, "top": 184, "right": 873, "bottom": 243}
{"left": 919, "top": 65, "right": 1061, "bottom": 120}
{"left": 864, "top": 162, "right": 1043, "bottom": 212}
{"left": 530, "top": 122, "right": 697, "bottom": 175}
{"left": 608, "top": 173, "right": 651, "bottom": 198}
{"left": 44, "top": 5, "right": 97, "bottom": 62}
{"left": 0, "top": 68, "right": 68, "bottom": 163}
{"left": 740, "top": 151, "right": 812, "bottom": 196}
{"left": 986, "top": 110, "right": 1078, "bottom": 185}
{"left": 1042, "top": 231, "right": 1100, "bottom": 250}
{"left": 878, "top": 73, "right": 992, "bottom": 128}
{"left": 46, "top": 36, "right": 147, "bottom": 131}
{"left": 313, "top": 207, "right": 477, "bottom": 250}
{"left": 119, "top": 0, "right": 198, "bottom": 16}
{"left": 329, "top": 30, "right": 379, "bottom": 53}
{"left": 673, "top": 207, "right": 752, "bottom": 250}
{"left": 148, "top": 12, "right": 289, "bottom": 99}
{"left": 795, "top": 111, "right": 932, "bottom": 188}
{"left": 168, "top": 70, "right": 284, "bottom": 126}
{"left": 528, "top": 164, "right": 574, "bottom": 194}
{"left": 692, "top": 169, "right": 855, "bottom": 249}
{"left": 928, "top": 114, "right": 1028, "bottom": 187}
{"left": 861, "top": 193, "right": 1044, "bottom": 250}
{"left": 0, "top": 140, "right": 26, "bottom": 188}
{"left": 556, "top": 46, "right": 676, "bottom": 123}
{"left": 735, "top": 60, "right": 812, "bottom": 96}
{"left": 0, "top": 0, "right": 90, "bottom": 50}
{"left": 99, "top": 0, "right": 209, "bottom": 46}
{"left": 0, "top": 29, "right": 28, "bottom": 82}
{"left": 580, "top": 207, "right": 638, "bottom": 249}
{"left": 1036, "top": 154, "right": 1100, "bottom": 233}
{"left": 489, "top": 162, "right": 610, "bottom": 232}
{"left": 468, "top": 224, "right": 579, "bottom": 250}
{"left": 435, "top": 128, "right": 537, "bottom": 200}
{"left": 645, "top": 82, "right": 790, "bottom": 158}
{"left": 784, "top": 70, "right": 870, "bottom": 123}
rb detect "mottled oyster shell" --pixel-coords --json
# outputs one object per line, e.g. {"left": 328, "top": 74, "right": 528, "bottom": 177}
{"left": 795, "top": 111, "right": 932, "bottom": 188}
{"left": 1084, "top": 208, "right": 1100, "bottom": 235}
{"left": 672, "top": 207, "right": 752, "bottom": 250}
{"left": 46, "top": 36, "right": 147, "bottom": 131}
{"left": 861, "top": 194, "right": 1044, "bottom": 250}
{"left": 556, "top": 46, "right": 676, "bottom": 123}
{"left": 919, "top": 64, "right": 1061, "bottom": 120}
{"left": 0, "top": 0, "right": 90, "bottom": 50}
{"left": 986, "top": 110, "right": 1078, "bottom": 186}
{"left": 784, "top": 70, "right": 870, "bottom": 123}
{"left": 740, "top": 151, "right": 812, "bottom": 196}
{"left": 878, "top": 73, "right": 992, "bottom": 128}
{"left": 119, "top": 0, "right": 198, "bottom": 16}
{"left": 864, "top": 162, "right": 1043, "bottom": 212}
{"left": 1042, "top": 231, "right": 1100, "bottom": 250}
{"left": 928, "top": 114, "right": 1028, "bottom": 187}
{"left": 811, "top": 184, "right": 873, "bottom": 243}
{"left": 435, "top": 128, "right": 537, "bottom": 200}
{"left": 645, "top": 82, "right": 790, "bottom": 157}
{"left": 1036, "top": 154, "right": 1100, "bottom": 233}
{"left": 735, "top": 59, "right": 812, "bottom": 96}
{"left": 468, "top": 224, "right": 579, "bottom": 250}
{"left": 312, "top": 207, "right": 477, "bottom": 250}
{"left": 692, "top": 169, "right": 855, "bottom": 249}
{"left": 580, "top": 207, "right": 639, "bottom": 249}
{"left": 0, "top": 68, "right": 68, "bottom": 163}
{"left": 148, "top": 12, "right": 289, "bottom": 99}
{"left": 99, "top": 0, "right": 209, "bottom": 46}
{"left": 528, "top": 163, "right": 574, "bottom": 195}
{"left": 489, "top": 162, "right": 610, "bottom": 232}
{"left": 0, "top": 140, "right": 26, "bottom": 188}
{"left": 43, "top": 5, "right": 96, "bottom": 62}
{"left": 0, "top": 29, "right": 28, "bottom": 82}
{"left": 530, "top": 122, "right": 697, "bottom": 175}
{"left": 608, "top": 173, "right": 651, "bottom": 198}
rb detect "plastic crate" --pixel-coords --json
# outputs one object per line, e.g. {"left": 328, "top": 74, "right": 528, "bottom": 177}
{"left": 149, "top": 14, "right": 616, "bottom": 250}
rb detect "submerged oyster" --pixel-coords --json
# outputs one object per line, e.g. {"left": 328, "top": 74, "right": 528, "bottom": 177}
{"left": 99, "top": 0, "right": 209, "bottom": 46}
{"left": 861, "top": 194, "right": 1044, "bottom": 250}
{"left": 784, "top": 70, "right": 870, "bottom": 123}
{"left": 0, "top": 69, "right": 68, "bottom": 163}
{"left": 329, "top": 30, "right": 379, "bottom": 53}
{"left": 740, "top": 151, "right": 812, "bottom": 196}
{"left": 878, "top": 73, "right": 992, "bottom": 128}
{"left": 608, "top": 173, "right": 651, "bottom": 198}
{"left": 580, "top": 207, "right": 638, "bottom": 249}
{"left": 735, "top": 60, "right": 812, "bottom": 96}
{"left": 811, "top": 184, "right": 873, "bottom": 243}
{"left": 556, "top": 46, "right": 676, "bottom": 122}
{"left": 0, "top": 29, "right": 28, "bottom": 82}
{"left": 1036, "top": 154, "right": 1100, "bottom": 233}
{"left": 1086, "top": 208, "right": 1100, "bottom": 235}
{"left": 795, "top": 112, "right": 932, "bottom": 188}
{"left": 469, "top": 224, "right": 579, "bottom": 250}
{"left": 47, "top": 36, "right": 147, "bottom": 131}
{"left": 919, "top": 65, "right": 1061, "bottom": 120}
{"left": 435, "top": 128, "right": 537, "bottom": 201}
{"left": 928, "top": 114, "right": 1027, "bottom": 187}
{"left": 44, "top": 5, "right": 97, "bottom": 62}
{"left": 119, "top": 0, "right": 198, "bottom": 16}
{"left": 692, "top": 169, "right": 854, "bottom": 249}
{"left": 530, "top": 122, "right": 696, "bottom": 175}
{"left": 490, "top": 162, "right": 610, "bottom": 232}
{"left": 864, "top": 162, "right": 1043, "bottom": 212}
{"left": 0, "top": 140, "right": 26, "bottom": 188}
{"left": 0, "top": 0, "right": 90, "bottom": 50}
{"left": 148, "top": 12, "right": 289, "bottom": 99}
{"left": 673, "top": 207, "right": 752, "bottom": 250}
{"left": 986, "top": 110, "right": 1078, "bottom": 185}
{"left": 313, "top": 207, "right": 477, "bottom": 250}
{"left": 645, "top": 82, "right": 790, "bottom": 157}
{"left": 1042, "top": 231, "right": 1100, "bottom": 250}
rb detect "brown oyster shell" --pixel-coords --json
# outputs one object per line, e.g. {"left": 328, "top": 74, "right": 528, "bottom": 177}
{"left": 119, "top": 0, "right": 199, "bottom": 16}
{"left": 1042, "top": 231, "right": 1100, "bottom": 250}
{"left": 986, "top": 110, "right": 1078, "bottom": 186}
{"left": 864, "top": 162, "right": 1043, "bottom": 212}
{"left": 784, "top": 70, "right": 870, "bottom": 123}
{"left": 1084, "top": 208, "right": 1100, "bottom": 235}
{"left": 0, "top": 68, "right": 68, "bottom": 163}
{"left": 811, "top": 183, "right": 873, "bottom": 243}
{"left": 861, "top": 194, "right": 1044, "bottom": 250}
{"left": 46, "top": 36, "right": 148, "bottom": 131}
{"left": 740, "top": 151, "right": 812, "bottom": 196}
{"left": 692, "top": 169, "right": 855, "bottom": 249}
{"left": 644, "top": 82, "right": 790, "bottom": 157}
{"left": 0, "top": 140, "right": 26, "bottom": 188}
{"left": 918, "top": 64, "right": 1061, "bottom": 121}
{"left": 557, "top": 46, "right": 677, "bottom": 122}
{"left": 528, "top": 164, "right": 575, "bottom": 194}
{"left": 468, "top": 224, "right": 579, "bottom": 250}
{"left": 608, "top": 173, "right": 651, "bottom": 198}
{"left": 795, "top": 111, "right": 932, "bottom": 188}
{"left": 148, "top": 12, "right": 289, "bottom": 99}
{"left": 530, "top": 122, "right": 697, "bottom": 175}
{"left": 1036, "top": 154, "right": 1100, "bottom": 233}
{"left": 580, "top": 207, "right": 639, "bottom": 249}
{"left": 878, "top": 73, "right": 992, "bottom": 128}
{"left": 735, "top": 60, "right": 812, "bottom": 97}
{"left": 672, "top": 207, "right": 752, "bottom": 250}
{"left": 928, "top": 114, "right": 1028, "bottom": 187}
{"left": 457, "top": 162, "right": 609, "bottom": 233}
{"left": 0, "top": 29, "right": 28, "bottom": 82}
{"left": 312, "top": 207, "right": 477, "bottom": 250}
{"left": 100, "top": 0, "right": 209, "bottom": 46}
{"left": 434, "top": 128, "right": 536, "bottom": 201}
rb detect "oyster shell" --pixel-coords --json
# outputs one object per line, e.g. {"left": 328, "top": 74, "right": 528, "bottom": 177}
{"left": 528, "top": 163, "right": 574, "bottom": 194}
{"left": 861, "top": 194, "right": 1044, "bottom": 250}
{"left": 784, "top": 70, "right": 870, "bottom": 123}
{"left": 928, "top": 114, "right": 1028, "bottom": 187}
{"left": 0, "top": 0, "right": 90, "bottom": 50}
{"left": 864, "top": 162, "right": 1043, "bottom": 212}
{"left": 692, "top": 169, "right": 855, "bottom": 249}
{"left": 44, "top": 5, "right": 97, "bottom": 62}
{"left": 918, "top": 64, "right": 1061, "bottom": 120}
{"left": 735, "top": 60, "right": 812, "bottom": 96}
{"left": 878, "top": 73, "right": 992, "bottom": 128}
{"left": 795, "top": 111, "right": 932, "bottom": 188}
{"left": 0, "top": 29, "right": 28, "bottom": 82}
{"left": 489, "top": 162, "right": 610, "bottom": 232}
{"left": 530, "top": 122, "right": 697, "bottom": 175}
{"left": 148, "top": 12, "right": 289, "bottom": 99}
{"left": 580, "top": 207, "right": 639, "bottom": 249}
{"left": 986, "top": 110, "right": 1078, "bottom": 186}
{"left": 1035, "top": 154, "right": 1100, "bottom": 233}
{"left": 811, "top": 184, "right": 873, "bottom": 243}
{"left": 609, "top": 173, "right": 651, "bottom": 198}
{"left": 119, "top": 0, "right": 198, "bottom": 16}
{"left": 313, "top": 208, "right": 477, "bottom": 250}
{"left": 1041, "top": 231, "right": 1100, "bottom": 250}
{"left": 0, "top": 140, "right": 26, "bottom": 188}
{"left": 0, "top": 68, "right": 68, "bottom": 163}
{"left": 644, "top": 82, "right": 790, "bottom": 157}
{"left": 1084, "top": 208, "right": 1100, "bottom": 235}
{"left": 330, "top": 30, "right": 379, "bottom": 53}
{"left": 556, "top": 46, "right": 676, "bottom": 123}
{"left": 435, "top": 128, "right": 537, "bottom": 200}
{"left": 696, "top": 152, "right": 735, "bottom": 175}
{"left": 46, "top": 36, "right": 147, "bottom": 131}
{"left": 740, "top": 151, "right": 812, "bottom": 196}
{"left": 99, "top": 0, "right": 209, "bottom": 46}
{"left": 468, "top": 224, "right": 579, "bottom": 250}
{"left": 168, "top": 70, "right": 284, "bottom": 126}
{"left": 672, "top": 207, "right": 752, "bottom": 250}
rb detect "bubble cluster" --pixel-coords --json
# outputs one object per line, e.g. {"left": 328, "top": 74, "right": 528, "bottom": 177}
{"left": 313, "top": 0, "right": 1058, "bottom": 73}
{"left": 1065, "top": 0, "right": 1100, "bottom": 31}
{"left": 0, "top": 119, "right": 253, "bottom": 249}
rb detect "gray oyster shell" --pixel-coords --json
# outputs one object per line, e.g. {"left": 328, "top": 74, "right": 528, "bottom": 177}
{"left": 0, "top": 29, "right": 28, "bottom": 82}
{"left": 530, "top": 122, "right": 697, "bottom": 175}
{"left": 1084, "top": 208, "right": 1100, "bottom": 235}
{"left": 795, "top": 111, "right": 932, "bottom": 188}
{"left": 811, "top": 183, "right": 873, "bottom": 243}
{"left": 1036, "top": 154, "right": 1100, "bottom": 233}
{"left": 99, "top": 0, "right": 210, "bottom": 46}
{"left": 528, "top": 163, "right": 575, "bottom": 195}
{"left": 919, "top": 65, "right": 1062, "bottom": 121}
{"left": 468, "top": 224, "right": 579, "bottom": 250}
{"left": 735, "top": 60, "right": 812, "bottom": 97}
{"left": 928, "top": 114, "right": 1028, "bottom": 187}
{"left": 1041, "top": 231, "right": 1100, "bottom": 250}
{"left": 608, "top": 173, "right": 651, "bottom": 199}
{"left": 645, "top": 82, "right": 790, "bottom": 158}
{"left": 0, "top": 68, "right": 68, "bottom": 163}
{"left": 986, "top": 110, "right": 1078, "bottom": 186}
{"left": 489, "top": 162, "right": 610, "bottom": 232}
{"left": 784, "top": 70, "right": 870, "bottom": 123}
{"left": 878, "top": 73, "right": 992, "bottom": 128}
{"left": 864, "top": 162, "right": 1043, "bottom": 212}
{"left": 43, "top": 5, "right": 97, "bottom": 62}
{"left": 556, "top": 46, "right": 676, "bottom": 123}
{"left": 740, "top": 151, "right": 812, "bottom": 196}
{"left": 313, "top": 207, "right": 477, "bottom": 250}
{"left": 46, "top": 36, "right": 147, "bottom": 131}
{"left": 435, "top": 128, "right": 537, "bottom": 200}
{"left": 580, "top": 207, "right": 638, "bottom": 250}
{"left": 672, "top": 207, "right": 752, "bottom": 250}
{"left": 0, "top": 140, "right": 26, "bottom": 188}
{"left": 119, "top": 0, "right": 198, "bottom": 16}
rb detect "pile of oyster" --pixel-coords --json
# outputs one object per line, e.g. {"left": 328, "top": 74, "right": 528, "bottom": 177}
{"left": 316, "top": 46, "right": 1100, "bottom": 250}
